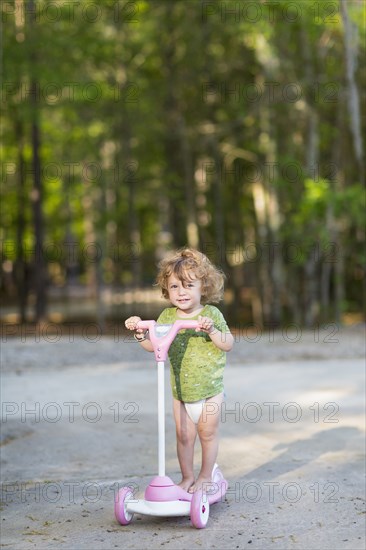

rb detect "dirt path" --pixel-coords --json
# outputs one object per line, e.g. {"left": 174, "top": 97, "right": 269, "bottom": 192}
{"left": 1, "top": 327, "right": 365, "bottom": 549}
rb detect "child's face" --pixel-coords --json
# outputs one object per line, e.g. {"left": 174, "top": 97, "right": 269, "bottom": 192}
{"left": 166, "top": 272, "right": 203, "bottom": 315}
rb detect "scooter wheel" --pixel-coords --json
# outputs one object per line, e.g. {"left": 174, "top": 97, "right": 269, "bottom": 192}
{"left": 212, "top": 465, "right": 223, "bottom": 483}
{"left": 114, "top": 487, "right": 134, "bottom": 525}
{"left": 190, "top": 489, "right": 210, "bottom": 529}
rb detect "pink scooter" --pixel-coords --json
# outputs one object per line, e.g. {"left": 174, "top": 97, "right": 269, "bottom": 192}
{"left": 114, "top": 320, "right": 228, "bottom": 529}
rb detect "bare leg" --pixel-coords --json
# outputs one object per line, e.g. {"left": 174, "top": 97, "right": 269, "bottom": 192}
{"left": 173, "top": 398, "right": 197, "bottom": 491}
{"left": 189, "top": 392, "right": 223, "bottom": 492}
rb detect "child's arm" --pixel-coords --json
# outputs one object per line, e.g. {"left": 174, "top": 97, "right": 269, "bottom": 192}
{"left": 197, "top": 315, "right": 234, "bottom": 352}
{"left": 125, "top": 316, "right": 154, "bottom": 352}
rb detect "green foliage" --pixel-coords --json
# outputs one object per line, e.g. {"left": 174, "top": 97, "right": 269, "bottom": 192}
{"left": 1, "top": 0, "right": 365, "bottom": 324}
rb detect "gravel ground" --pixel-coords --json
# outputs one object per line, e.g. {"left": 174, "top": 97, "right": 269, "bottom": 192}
{"left": 0, "top": 326, "right": 365, "bottom": 549}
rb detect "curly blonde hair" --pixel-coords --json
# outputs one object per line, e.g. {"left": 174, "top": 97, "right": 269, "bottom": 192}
{"left": 156, "top": 248, "right": 225, "bottom": 304}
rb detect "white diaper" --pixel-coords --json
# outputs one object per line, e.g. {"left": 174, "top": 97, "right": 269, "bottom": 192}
{"left": 184, "top": 399, "right": 206, "bottom": 424}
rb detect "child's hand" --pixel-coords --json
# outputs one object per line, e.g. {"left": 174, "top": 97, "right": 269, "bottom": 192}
{"left": 125, "top": 316, "right": 142, "bottom": 332}
{"left": 197, "top": 315, "right": 215, "bottom": 334}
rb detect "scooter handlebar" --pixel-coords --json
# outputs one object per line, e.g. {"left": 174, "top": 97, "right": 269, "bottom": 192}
{"left": 136, "top": 320, "right": 156, "bottom": 331}
{"left": 136, "top": 319, "right": 199, "bottom": 331}
{"left": 135, "top": 319, "right": 199, "bottom": 361}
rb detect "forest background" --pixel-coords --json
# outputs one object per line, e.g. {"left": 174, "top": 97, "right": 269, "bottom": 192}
{"left": 1, "top": 0, "right": 365, "bottom": 332}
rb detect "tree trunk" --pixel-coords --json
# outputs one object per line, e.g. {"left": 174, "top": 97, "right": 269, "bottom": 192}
{"left": 322, "top": 91, "right": 344, "bottom": 322}
{"left": 126, "top": 157, "right": 142, "bottom": 287}
{"left": 320, "top": 189, "right": 334, "bottom": 323}
{"left": 334, "top": 240, "right": 345, "bottom": 324}
{"left": 14, "top": 119, "right": 28, "bottom": 322}
{"left": 207, "top": 135, "right": 226, "bottom": 264}
{"left": 340, "top": 0, "right": 365, "bottom": 184}
{"left": 82, "top": 187, "right": 98, "bottom": 298}
{"left": 301, "top": 21, "right": 320, "bottom": 327}
{"left": 251, "top": 180, "right": 271, "bottom": 325}
{"left": 258, "top": 93, "right": 283, "bottom": 326}
{"left": 161, "top": 2, "right": 183, "bottom": 248}
{"left": 30, "top": 99, "right": 47, "bottom": 321}
{"left": 266, "top": 185, "right": 283, "bottom": 326}
{"left": 304, "top": 252, "right": 319, "bottom": 327}
{"left": 28, "top": 0, "right": 47, "bottom": 322}
{"left": 303, "top": 107, "right": 320, "bottom": 327}
{"left": 178, "top": 115, "right": 199, "bottom": 248}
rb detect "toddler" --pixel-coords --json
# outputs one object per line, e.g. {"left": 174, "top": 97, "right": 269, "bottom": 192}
{"left": 125, "top": 248, "right": 234, "bottom": 492}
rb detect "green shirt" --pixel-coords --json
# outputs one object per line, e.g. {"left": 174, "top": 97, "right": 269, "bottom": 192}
{"left": 157, "top": 305, "right": 230, "bottom": 402}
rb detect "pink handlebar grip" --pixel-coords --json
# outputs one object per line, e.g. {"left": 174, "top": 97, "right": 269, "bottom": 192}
{"left": 136, "top": 319, "right": 199, "bottom": 361}
{"left": 136, "top": 320, "right": 157, "bottom": 331}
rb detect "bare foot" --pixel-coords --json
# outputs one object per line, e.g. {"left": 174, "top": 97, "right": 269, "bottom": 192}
{"left": 178, "top": 477, "right": 195, "bottom": 492}
{"left": 188, "top": 475, "right": 213, "bottom": 493}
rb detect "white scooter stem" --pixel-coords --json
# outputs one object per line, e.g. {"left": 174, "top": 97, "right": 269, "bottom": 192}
{"left": 157, "top": 360, "right": 165, "bottom": 477}
{"left": 136, "top": 320, "right": 199, "bottom": 479}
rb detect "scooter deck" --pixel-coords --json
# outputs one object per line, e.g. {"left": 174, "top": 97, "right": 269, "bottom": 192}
{"left": 124, "top": 477, "right": 228, "bottom": 518}
{"left": 127, "top": 499, "right": 191, "bottom": 517}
